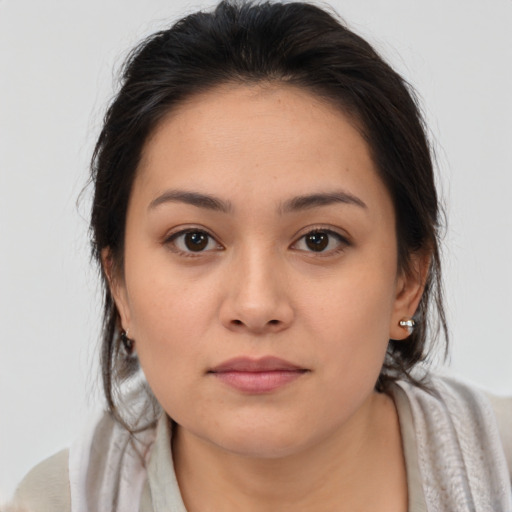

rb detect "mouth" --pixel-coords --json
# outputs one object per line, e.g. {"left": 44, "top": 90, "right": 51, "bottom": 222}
{"left": 208, "top": 356, "right": 310, "bottom": 393}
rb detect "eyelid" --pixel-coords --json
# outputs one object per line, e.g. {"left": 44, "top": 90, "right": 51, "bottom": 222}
{"left": 164, "top": 226, "right": 224, "bottom": 256}
{"left": 290, "top": 226, "right": 351, "bottom": 255}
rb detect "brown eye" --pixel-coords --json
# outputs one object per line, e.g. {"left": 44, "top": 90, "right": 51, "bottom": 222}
{"left": 292, "top": 229, "right": 349, "bottom": 254}
{"left": 305, "top": 232, "right": 329, "bottom": 252}
{"left": 184, "top": 231, "right": 209, "bottom": 251}
{"left": 168, "top": 229, "right": 221, "bottom": 254}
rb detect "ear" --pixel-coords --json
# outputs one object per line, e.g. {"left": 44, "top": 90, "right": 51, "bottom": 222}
{"left": 389, "top": 251, "right": 430, "bottom": 340}
{"left": 101, "top": 247, "right": 131, "bottom": 331}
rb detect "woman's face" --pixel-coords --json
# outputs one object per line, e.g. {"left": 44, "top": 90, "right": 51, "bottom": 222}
{"left": 111, "top": 84, "right": 421, "bottom": 458}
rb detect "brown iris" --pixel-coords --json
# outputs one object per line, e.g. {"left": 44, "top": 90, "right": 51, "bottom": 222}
{"left": 184, "top": 231, "right": 209, "bottom": 251}
{"left": 305, "top": 232, "right": 329, "bottom": 251}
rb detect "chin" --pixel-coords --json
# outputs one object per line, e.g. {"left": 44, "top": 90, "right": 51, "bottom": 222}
{"left": 219, "top": 434, "right": 309, "bottom": 459}
{"left": 192, "top": 416, "right": 322, "bottom": 460}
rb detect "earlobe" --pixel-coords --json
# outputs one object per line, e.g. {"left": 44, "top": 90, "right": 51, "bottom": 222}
{"left": 101, "top": 247, "right": 131, "bottom": 330}
{"left": 389, "top": 252, "right": 430, "bottom": 340}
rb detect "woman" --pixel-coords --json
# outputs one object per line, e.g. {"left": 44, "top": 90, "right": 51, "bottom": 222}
{"left": 10, "top": 1, "right": 512, "bottom": 511}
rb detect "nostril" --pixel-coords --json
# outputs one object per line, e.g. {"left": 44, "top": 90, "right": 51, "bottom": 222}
{"left": 232, "top": 319, "right": 243, "bottom": 326}
{"left": 268, "top": 319, "right": 280, "bottom": 325}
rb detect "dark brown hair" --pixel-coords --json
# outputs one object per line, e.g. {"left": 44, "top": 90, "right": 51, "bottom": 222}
{"left": 90, "top": 0, "right": 447, "bottom": 426}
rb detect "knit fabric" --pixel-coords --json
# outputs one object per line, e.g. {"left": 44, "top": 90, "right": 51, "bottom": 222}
{"left": 397, "top": 377, "right": 512, "bottom": 511}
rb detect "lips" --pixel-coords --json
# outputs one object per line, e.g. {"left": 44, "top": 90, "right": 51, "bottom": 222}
{"left": 208, "top": 356, "right": 309, "bottom": 393}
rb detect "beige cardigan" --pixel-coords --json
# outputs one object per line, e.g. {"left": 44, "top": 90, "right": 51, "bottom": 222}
{"left": 8, "top": 380, "right": 512, "bottom": 512}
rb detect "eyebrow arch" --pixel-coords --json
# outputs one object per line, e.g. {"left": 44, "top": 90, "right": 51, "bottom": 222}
{"left": 280, "top": 191, "right": 367, "bottom": 214}
{"left": 149, "top": 190, "right": 232, "bottom": 213}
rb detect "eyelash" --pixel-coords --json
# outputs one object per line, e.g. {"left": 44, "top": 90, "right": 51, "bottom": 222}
{"left": 165, "top": 228, "right": 223, "bottom": 258}
{"left": 164, "top": 226, "right": 350, "bottom": 257}
{"left": 291, "top": 228, "right": 350, "bottom": 256}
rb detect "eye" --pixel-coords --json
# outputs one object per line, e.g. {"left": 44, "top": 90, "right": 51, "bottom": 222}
{"left": 292, "top": 229, "right": 348, "bottom": 254}
{"left": 167, "top": 229, "right": 222, "bottom": 254}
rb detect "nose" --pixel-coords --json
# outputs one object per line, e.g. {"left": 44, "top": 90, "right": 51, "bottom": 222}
{"left": 219, "top": 248, "right": 294, "bottom": 335}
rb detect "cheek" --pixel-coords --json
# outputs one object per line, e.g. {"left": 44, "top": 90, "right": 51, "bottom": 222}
{"left": 311, "top": 256, "right": 396, "bottom": 328}
{"left": 122, "top": 252, "right": 220, "bottom": 389}
{"left": 305, "top": 258, "right": 396, "bottom": 375}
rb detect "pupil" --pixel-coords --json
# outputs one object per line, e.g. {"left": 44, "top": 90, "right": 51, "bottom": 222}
{"left": 185, "top": 232, "right": 208, "bottom": 251}
{"left": 306, "top": 232, "right": 328, "bottom": 251}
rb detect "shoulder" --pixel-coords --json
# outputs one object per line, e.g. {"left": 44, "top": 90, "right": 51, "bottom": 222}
{"left": 431, "top": 376, "right": 512, "bottom": 463}
{"left": 399, "top": 374, "right": 512, "bottom": 479}
{"left": 7, "top": 412, "right": 118, "bottom": 512}
{"left": 9, "top": 449, "right": 71, "bottom": 512}
{"left": 485, "top": 392, "right": 512, "bottom": 477}
{"left": 6, "top": 401, "right": 157, "bottom": 512}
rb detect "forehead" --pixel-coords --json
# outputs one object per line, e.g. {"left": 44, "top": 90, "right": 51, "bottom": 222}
{"left": 135, "top": 83, "right": 392, "bottom": 217}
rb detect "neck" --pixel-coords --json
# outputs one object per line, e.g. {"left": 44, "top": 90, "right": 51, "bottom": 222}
{"left": 172, "top": 391, "right": 407, "bottom": 512}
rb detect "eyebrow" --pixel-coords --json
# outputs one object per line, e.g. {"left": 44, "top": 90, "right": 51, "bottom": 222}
{"left": 148, "top": 189, "right": 366, "bottom": 214}
{"left": 149, "top": 190, "right": 232, "bottom": 213}
{"left": 280, "top": 191, "right": 367, "bottom": 213}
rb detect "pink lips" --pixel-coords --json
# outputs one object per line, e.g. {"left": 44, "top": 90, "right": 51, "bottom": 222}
{"left": 208, "top": 356, "right": 308, "bottom": 393}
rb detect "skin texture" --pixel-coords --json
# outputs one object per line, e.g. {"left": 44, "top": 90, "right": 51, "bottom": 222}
{"left": 108, "top": 84, "right": 426, "bottom": 511}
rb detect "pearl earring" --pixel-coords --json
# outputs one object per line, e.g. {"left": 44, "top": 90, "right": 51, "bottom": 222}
{"left": 399, "top": 318, "right": 415, "bottom": 335}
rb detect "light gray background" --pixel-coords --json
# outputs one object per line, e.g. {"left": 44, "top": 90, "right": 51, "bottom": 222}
{"left": 1, "top": 0, "right": 511, "bottom": 501}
